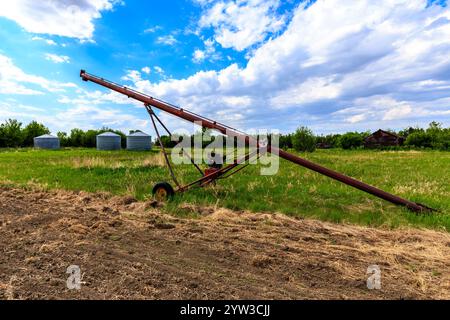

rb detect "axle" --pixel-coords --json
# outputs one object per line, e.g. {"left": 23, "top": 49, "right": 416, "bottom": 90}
{"left": 80, "top": 70, "right": 433, "bottom": 212}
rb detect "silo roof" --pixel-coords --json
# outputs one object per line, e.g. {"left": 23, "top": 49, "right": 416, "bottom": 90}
{"left": 128, "top": 131, "right": 150, "bottom": 137}
{"left": 97, "top": 132, "right": 120, "bottom": 137}
{"left": 35, "top": 134, "right": 57, "bottom": 139}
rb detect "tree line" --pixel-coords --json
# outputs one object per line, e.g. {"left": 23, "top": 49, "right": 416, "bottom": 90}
{"left": 0, "top": 118, "right": 448, "bottom": 151}
{"left": 281, "top": 121, "right": 450, "bottom": 152}
{"left": 0, "top": 119, "right": 127, "bottom": 148}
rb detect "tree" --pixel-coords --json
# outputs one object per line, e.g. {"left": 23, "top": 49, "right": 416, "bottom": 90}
{"left": 405, "top": 132, "right": 433, "bottom": 148}
{"left": 0, "top": 126, "right": 4, "bottom": 148}
{"left": 159, "top": 135, "right": 177, "bottom": 148}
{"left": 279, "top": 134, "right": 293, "bottom": 149}
{"left": 292, "top": 126, "right": 316, "bottom": 152}
{"left": 83, "top": 130, "right": 99, "bottom": 148}
{"left": 338, "top": 132, "right": 364, "bottom": 149}
{"left": 22, "top": 121, "right": 50, "bottom": 147}
{"left": 57, "top": 132, "right": 69, "bottom": 147}
{"left": 316, "top": 134, "right": 341, "bottom": 148}
{"left": 398, "top": 126, "right": 423, "bottom": 139}
{"left": 0, "top": 119, "right": 23, "bottom": 148}
{"left": 69, "top": 128, "right": 85, "bottom": 147}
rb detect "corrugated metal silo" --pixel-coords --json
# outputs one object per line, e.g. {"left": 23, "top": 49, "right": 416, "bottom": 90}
{"left": 127, "top": 131, "right": 152, "bottom": 151}
{"left": 34, "top": 134, "right": 60, "bottom": 150}
{"left": 96, "top": 132, "right": 121, "bottom": 150}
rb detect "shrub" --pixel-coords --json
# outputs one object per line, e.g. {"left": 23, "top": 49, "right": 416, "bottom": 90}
{"left": 68, "top": 128, "right": 85, "bottom": 147}
{"left": 279, "top": 134, "right": 293, "bottom": 149}
{"left": 405, "top": 132, "right": 433, "bottom": 148}
{"left": 83, "top": 130, "right": 99, "bottom": 148}
{"left": 159, "top": 135, "right": 177, "bottom": 148}
{"left": 338, "top": 132, "right": 364, "bottom": 149}
{"left": 57, "top": 132, "right": 69, "bottom": 147}
{"left": 22, "top": 121, "right": 50, "bottom": 147}
{"left": 0, "top": 119, "right": 24, "bottom": 148}
{"left": 316, "top": 134, "right": 341, "bottom": 148}
{"left": 292, "top": 126, "right": 316, "bottom": 152}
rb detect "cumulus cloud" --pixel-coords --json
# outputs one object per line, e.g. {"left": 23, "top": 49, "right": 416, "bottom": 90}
{"left": 45, "top": 53, "right": 70, "bottom": 64}
{"left": 0, "top": 0, "right": 120, "bottom": 40}
{"left": 32, "top": 36, "right": 57, "bottom": 46}
{"left": 347, "top": 114, "right": 367, "bottom": 124}
{"left": 154, "top": 66, "right": 164, "bottom": 74}
{"left": 143, "top": 25, "right": 162, "bottom": 33}
{"left": 117, "top": 0, "right": 450, "bottom": 132}
{"left": 121, "top": 70, "right": 142, "bottom": 82}
{"left": 197, "top": 0, "right": 286, "bottom": 51}
{"left": 0, "top": 54, "right": 76, "bottom": 95}
{"left": 141, "top": 67, "right": 151, "bottom": 74}
{"left": 156, "top": 35, "right": 178, "bottom": 45}
{"left": 0, "top": 100, "right": 149, "bottom": 134}
{"left": 6, "top": 0, "right": 448, "bottom": 134}
{"left": 192, "top": 49, "right": 206, "bottom": 63}
{"left": 192, "top": 38, "right": 220, "bottom": 63}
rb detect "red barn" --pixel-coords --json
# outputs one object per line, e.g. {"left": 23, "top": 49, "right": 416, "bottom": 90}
{"left": 364, "top": 129, "right": 404, "bottom": 148}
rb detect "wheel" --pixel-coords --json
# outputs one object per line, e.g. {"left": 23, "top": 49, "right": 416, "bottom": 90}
{"left": 152, "top": 182, "right": 175, "bottom": 201}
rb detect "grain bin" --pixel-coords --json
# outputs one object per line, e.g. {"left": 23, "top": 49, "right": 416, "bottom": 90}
{"left": 34, "top": 134, "right": 60, "bottom": 150}
{"left": 127, "top": 131, "right": 152, "bottom": 151}
{"left": 96, "top": 132, "right": 121, "bottom": 150}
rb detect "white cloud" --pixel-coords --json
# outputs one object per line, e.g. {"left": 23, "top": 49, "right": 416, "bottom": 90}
{"left": 45, "top": 53, "right": 70, "bottom": 64}
{"left": 0, "top": 101, "right": 150, "bottom": 134}
{"left": 193, "top": 49, "right": 206, "bottom": 63}
{"left": 192, "top": 38, "right": 221, "bottom": 63}
{"left": 0, "top": 102, "right": 45, "bottom": 118}
{"left": 144, "top": 25, "right": 162, "bottom": 33}
{"left": 0, "top": 54, "right": 76, "bottom": 95}
{"left": 121, "top": 70, "right": 142, "bottom": 82}
{"left": 7, "top": 0, "right": 448, "bottom": 134}
{"left": 58, "top": 89, "right": 138, "bottom": 107}
{"left": 270, "top": 77, "right": 342, "bottom": 108}
{"left": 32, "top": 36, "right": 57, "bottom": 46}
{"left": 154, "top": 66, "right": 164, "bottom": 74}
{"left": 383, "top": 104, "right": 413, "bottom": 121}
{"left": 141, "top": 67, "right": 151, "bottom": 75}
{"left": 153, "top": 66, "right": 166, "bottom": 79}
{"left": 0, "top": 0, "right": 120, "bottom": 40}
{"left": 198, "top": 0, "right": 286, "bottom": 51}
{"left": 156, "top": 35, "right": 178, "bottom": 45}
{"left": 332, "top": 96, "right": 439, "bottom": 130}
{"left": 128, "top": 0, "right": 449, "bottom": 133}
{"left": 347, "top": 114, "right": 367, "bottom": 124}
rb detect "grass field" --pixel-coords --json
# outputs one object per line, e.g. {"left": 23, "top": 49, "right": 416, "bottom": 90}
{"left": 0, "top": 148, "right": 448, "bottom": 230}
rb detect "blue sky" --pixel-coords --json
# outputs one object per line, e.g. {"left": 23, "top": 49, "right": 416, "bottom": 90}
{"left": 0, "top": 0, "right": 449, "bottom": 135}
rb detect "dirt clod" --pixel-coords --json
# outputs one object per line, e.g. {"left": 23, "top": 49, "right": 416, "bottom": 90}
{"left": 118, "top": 196, "right": 138, "bottom": 205}
{"left": 154, "top": 223, "right": 176, "bottom": 230}
{"left": 252, "top": 255, "right": 272, "bottom": 268}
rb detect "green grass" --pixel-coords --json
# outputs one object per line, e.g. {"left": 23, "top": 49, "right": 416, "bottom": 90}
{"left": 0, "top": 147, "right": 449, "bottom": 231}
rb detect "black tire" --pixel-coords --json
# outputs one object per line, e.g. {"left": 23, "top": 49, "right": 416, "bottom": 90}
{"left": 152, "top": 182, "right": 175, "bottom": 201}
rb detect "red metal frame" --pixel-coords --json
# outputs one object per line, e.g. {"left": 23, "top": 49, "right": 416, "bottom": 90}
{"left": 80, "top": 70, "right": 434, "bottom": 213}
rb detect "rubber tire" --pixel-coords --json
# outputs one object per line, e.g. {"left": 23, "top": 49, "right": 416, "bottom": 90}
{"left": 152, "top": 182, "right": 175, "bottom": 201}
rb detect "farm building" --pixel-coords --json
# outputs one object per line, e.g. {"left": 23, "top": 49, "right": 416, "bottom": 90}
{"left": 316, "top": 142, "right": 332, "bottom": 149}
{"left": 96, "top": 132, "right": 121, "bottom": 150}
{"left": 34, "top": 134, "right": 60, "bottom": 150}
{"left": 364, "top": 129, "right": 404, "bottom": 148}
{"left": 127, "top": 131, "right": 152, "bottom": 151}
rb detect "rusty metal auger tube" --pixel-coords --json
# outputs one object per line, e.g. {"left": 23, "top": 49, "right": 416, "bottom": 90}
{"left": 80, "top": 70, "right": 432, "bottom": 213}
